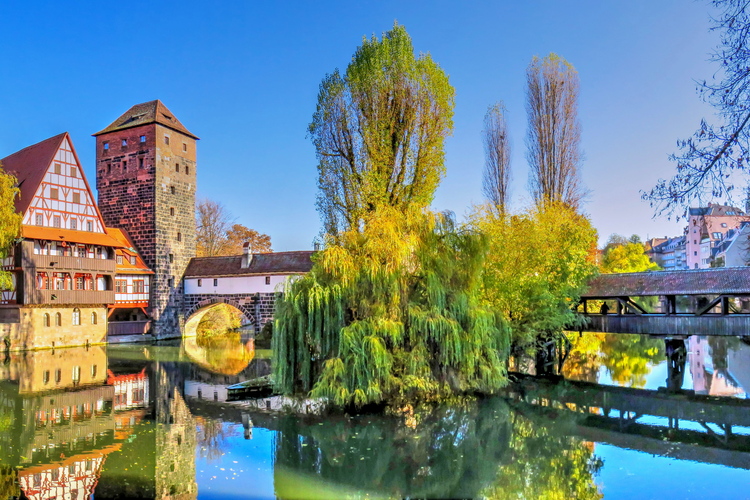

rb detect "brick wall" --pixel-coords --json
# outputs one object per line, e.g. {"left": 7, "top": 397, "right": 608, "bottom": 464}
{"left": 96, "top": 123, "right": 197, "bottom": 339}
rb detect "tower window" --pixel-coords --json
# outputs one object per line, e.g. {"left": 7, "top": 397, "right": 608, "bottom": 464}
{"left": 183, "top": 143, "right": 187, "bottom": 152}
{"left": 164, "top": 136, "right": 170, "bottom": 145}
{"left": 170, "top": 186, "right": 176, "bottom": 194}
{"left": 103, "top": 142, "right": 109, "bottom": 151}
{"left": 121, "top": 139, "right": 127, "bottom": 147}
{"left": 175, "top": 163, "right": 180, "bottom": 173}
{"left": 169, "top": 253, "right": 174, "bottom": 263}
{"left": 50, "top": 188, "right": 58, "bottom": 200}
{"left": 168, "top": 277, "right": 174, "bottom": 287}
{"left": 185, "top": 166, "right": 189, "bottom": 175}
{"left": 139, "top": 157, "right": 144, "bottom": 168}
{"left": 122, "top": 160, "right": 127, "bottom": 171}
{"left": 140, "top": 135, "right": 146, "bottom": 143}
{"left": 170, "top": 207, "right": 175, "bottom": 216}
{"left": 35, "top": 214, "right": 43, "bottom": 226}
{"left": 107, "top": 163, "right": 112, "bottom": 174}
{"left": 177, "top": 232, "right": 182, "bottom": 242}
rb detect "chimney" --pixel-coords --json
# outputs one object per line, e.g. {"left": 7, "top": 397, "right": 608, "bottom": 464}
{"left": 241, "top": 242, "right": 253, "bottom": 268}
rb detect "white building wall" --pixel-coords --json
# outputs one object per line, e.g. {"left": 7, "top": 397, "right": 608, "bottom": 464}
{"left": 184, "top": 274, "right": 294, "bottom": 295}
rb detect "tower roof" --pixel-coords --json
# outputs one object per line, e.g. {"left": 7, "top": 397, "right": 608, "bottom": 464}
{"left": 1, "top": 132, "right": 67, "bottom": 214}
{"left": 92, "top": 100, "right": 199, "bottom": 139}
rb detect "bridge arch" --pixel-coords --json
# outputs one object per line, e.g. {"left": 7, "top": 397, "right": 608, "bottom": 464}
{"left": 184, "top": 298, "right": 256, "bottom": 338}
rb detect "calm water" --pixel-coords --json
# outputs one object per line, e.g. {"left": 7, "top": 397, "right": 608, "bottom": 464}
{"left": 1, "top": 332, "right": 749, "bottom": 499}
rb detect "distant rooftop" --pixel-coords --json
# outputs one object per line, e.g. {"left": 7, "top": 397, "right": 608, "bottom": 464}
{"left": 184, "top": 251, "right": 314, "bottom": 278}
{"left": 93, "top": 100, "right": 198, "bottom": 139}
{"left": 689, "top": 204, "right": 746, "bottom": 217}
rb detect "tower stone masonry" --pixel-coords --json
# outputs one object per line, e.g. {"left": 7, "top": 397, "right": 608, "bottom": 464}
{"left": 94, "top": 100, "right": 198, "bottom": 338}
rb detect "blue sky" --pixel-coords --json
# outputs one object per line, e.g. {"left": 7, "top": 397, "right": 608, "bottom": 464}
{"left": 0, "top": 1, "right": 724, "bottom": 251}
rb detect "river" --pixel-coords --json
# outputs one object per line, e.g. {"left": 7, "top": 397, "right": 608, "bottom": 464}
{"left": 0, "top": 332, "right": 749, "bottom": 499}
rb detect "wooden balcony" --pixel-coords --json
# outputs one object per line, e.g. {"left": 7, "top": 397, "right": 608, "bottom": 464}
{"left": 108, "top": 320, "right": 152, "bottom": 336}
{"left": 30, "top": 253, "right": 116, "bottom": 273}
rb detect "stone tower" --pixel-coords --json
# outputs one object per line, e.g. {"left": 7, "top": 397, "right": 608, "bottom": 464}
{"left": 94, "top": 100, "right": 198, "bottom": 338}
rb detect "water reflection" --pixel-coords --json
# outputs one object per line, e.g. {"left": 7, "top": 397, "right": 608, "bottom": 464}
{"left": 0, "top": 332, "right": 749, "bottom": 498}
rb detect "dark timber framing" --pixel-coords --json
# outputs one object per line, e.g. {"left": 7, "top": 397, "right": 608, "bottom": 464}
{"left": 577, "top": 268, "right": 750, "bottom": 336}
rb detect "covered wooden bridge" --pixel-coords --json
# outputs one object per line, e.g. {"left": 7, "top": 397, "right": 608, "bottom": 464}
{"left": 578, "top": 268, "right": 750, "bottom": 336}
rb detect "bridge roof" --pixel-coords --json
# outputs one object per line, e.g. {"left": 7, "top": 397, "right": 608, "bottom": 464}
{"left": 184, "top": 251, "right": 314, "bottom": 278}
{"left": 582, "top": 268, "right": 750, "bottom": 298}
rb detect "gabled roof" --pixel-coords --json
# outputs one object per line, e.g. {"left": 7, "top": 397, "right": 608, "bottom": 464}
{"left": 107, "top": 228, "right": 154, "bottom": 275}
{"left": 184, "top": 251, "right": 314, "bottom": 278}
{"left": 0, "top": 132, "right": 66, "bottom": 214}
{"left": 689, "top": 204, "right": 746, "bottom": 217}
{"left": 582, "top": 268, "right": 750, "bottom": 298}
{"left": 93, "top": 100, "right": 199, "bottom": 139}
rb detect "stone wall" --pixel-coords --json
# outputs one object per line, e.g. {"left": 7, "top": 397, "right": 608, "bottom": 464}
{"left": 0, "top": 306, "right": 108, "bottom": 351}
{"left": 183, "top": 292, "right": 280, "bottom": 332}
{"left": 96, "top": 122, "right": 197, "bottom": 340}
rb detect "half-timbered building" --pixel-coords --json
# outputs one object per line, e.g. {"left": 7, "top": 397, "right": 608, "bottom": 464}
{"left": 0, "top": 133, "right": 125, "bottom": 349}
{"left": 107, "top": 227, "right": 153, "bottom": 336}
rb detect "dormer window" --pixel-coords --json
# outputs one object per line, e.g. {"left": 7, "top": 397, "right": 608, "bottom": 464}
{"left": 116, "top": 255, "right": 123, "bottom": 264}
{"left": 130, "top": 256, "right": 136, "bottom": 265}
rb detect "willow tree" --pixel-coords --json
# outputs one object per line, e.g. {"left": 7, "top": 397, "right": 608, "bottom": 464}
{"left": 309, "top": 23, "right": 455, "bottom": 236}
{"left": 482, "top": 102, "right": 512, "bottom": 211}
{"left": 526, "top": 54, "right": 586, "bottom": 210}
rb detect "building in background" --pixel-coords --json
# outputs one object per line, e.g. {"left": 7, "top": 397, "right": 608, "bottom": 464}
{"left": 685, "top": 204, "right": 750, "bottom": 269}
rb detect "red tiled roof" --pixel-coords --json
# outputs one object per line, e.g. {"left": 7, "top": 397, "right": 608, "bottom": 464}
{"left": 0, "top": 132, "right": 66, "bottom": 214}
{"left": 107, "top": 227, "right": 154, "bottom": 274}
{"left": 23, "top": 225, "right": 125, "bottom": 248}
{"left": 184, "top": 251, "right": 314, "bottom": 278}
{"left": 583, "top": 268, "right": 750, "bottom": 297}
{"left": 93, "top": 100, "right": 199, "bottom": 139}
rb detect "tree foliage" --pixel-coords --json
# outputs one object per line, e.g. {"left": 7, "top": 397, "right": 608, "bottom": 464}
{"left": 225, "top": 224, "right": 272, "bottom": 254}
{"left": 308, "top": 23, "right": 455, "bottom": 236}
{"left": 196, "top": 198, "right": 271, "bottom": 256}
{"left": 645, "top": 0, "right": 750, "bottom": 216}
{"left": 471, "top": 202, "right": 598, "bottom": 349}
{"left": 526, "top": 53, "right": 586, "bottom": 210}
{"left": 601, "top": 241, "right": 659, "bottom": 274}
{"left": 0, "top": 164, "right": 21, "bottom": 290}
{"left": 482, "top": 102, "right": 512, "bottom": 211}
{"left": 273, "top": 207, "right": 509, "bottom": 407}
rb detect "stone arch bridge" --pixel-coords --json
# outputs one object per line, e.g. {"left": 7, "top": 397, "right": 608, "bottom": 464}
{"left": 181, "top": 250, "right": 314, "bottom": 336}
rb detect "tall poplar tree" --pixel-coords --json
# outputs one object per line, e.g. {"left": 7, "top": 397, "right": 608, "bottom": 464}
{"left": 482, "top": 102, "right": 512, "bottom": 211}
{"left": 309, "top": 23, "right": 455, "bottom": 236}
{"left": 526, "top": 53, "right": 585, "bottom": 210}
